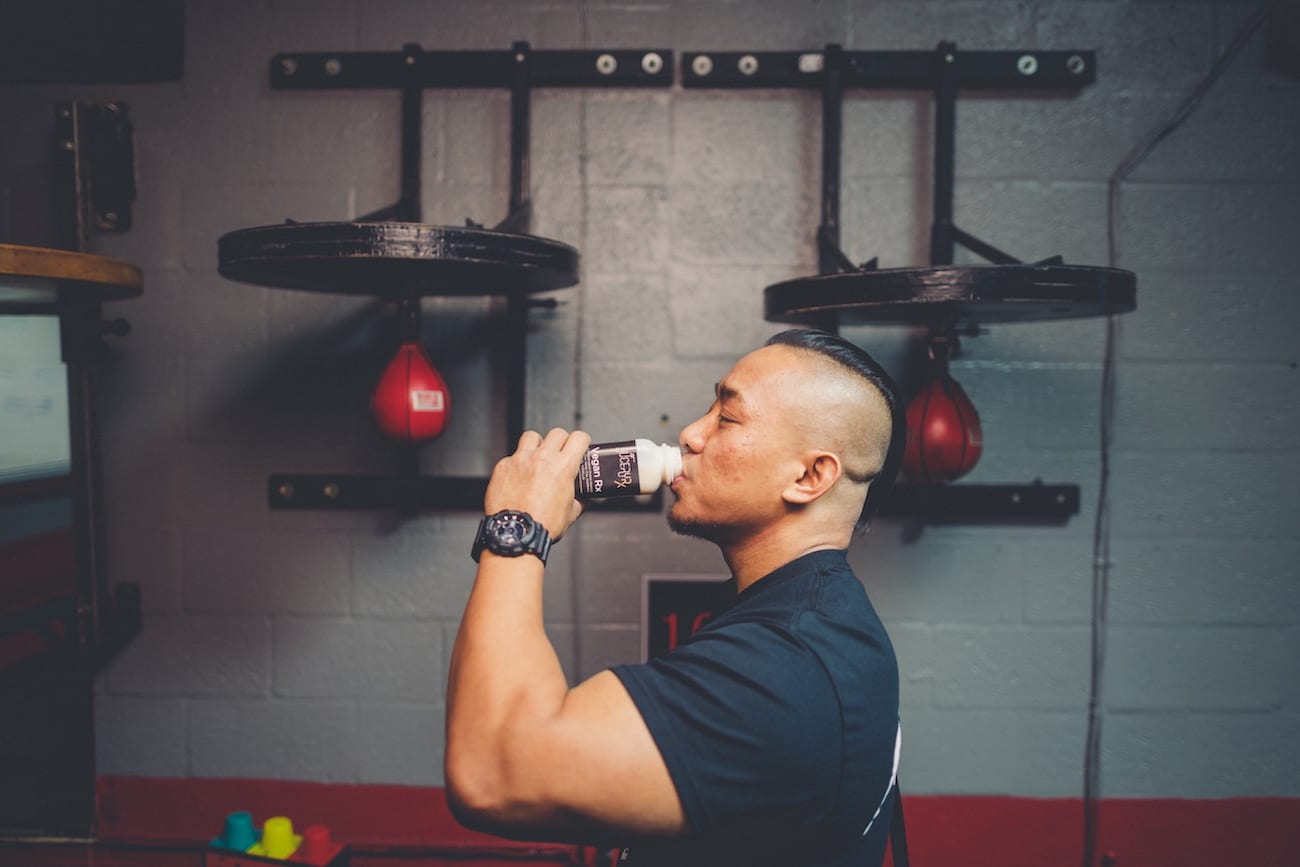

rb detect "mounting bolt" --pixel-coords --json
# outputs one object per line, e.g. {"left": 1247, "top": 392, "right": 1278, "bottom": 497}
{"left": 798, "top": 53, "right": 824, "bottom": 74}
{"left": 1017, "top": 54, "right": 1038, "bottom": 76}
{"left": 691, "top": 54, "right": 714, "bottom": 77}
{"left": 1056, "top": 493, "right": 1066, "bottom": 504}
{"left": 324, "top": 57, "right": 342, "bottom": 76}
{"left": 58, "top": 107, "right": 72, "bottom": 119}
{"left": 60, "top": 139, "right": 75, "bottom": 151}
{"left": 323, "top": 482, "right": 340, "bottom": 499}
{"left": 596, "top": 53, "right": 617, "bottom": 75}
{"left": 515, "top": 51, "right": 525, "bottom": 63}
{"left": 277, "top": 482, "right": 296, "bottom": 499}
{"left": 404, "top": 53, "right": 416, "bottom": 66}
{"left": 1011, "top": 492, "right": 1022, "bottom": 504}
{"left": 738, "top": 54, "right": 759, "bottom": 76}
{"left": 641, "top": 52, "right": 663, "bottom": 75}
{"left": 944, "top": 52, "right": 955, "bottom": 63}
{"left": 1066, "top": 54, "right": 1087, "bottom": 75}
{"left": 279, "top": 56, "right": 298, "bottom": 76}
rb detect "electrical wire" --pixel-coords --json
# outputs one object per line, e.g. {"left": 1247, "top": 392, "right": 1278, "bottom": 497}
{"left": 1085, "top": 4, "right": 1279, "bottom": 865}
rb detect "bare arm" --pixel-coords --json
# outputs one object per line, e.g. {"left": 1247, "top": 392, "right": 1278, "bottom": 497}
{"left": 445, "top": 428, "right": 687, "bottom": 842}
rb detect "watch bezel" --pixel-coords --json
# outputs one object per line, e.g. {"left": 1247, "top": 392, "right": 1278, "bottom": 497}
{"left": 473, "top": 509, "right": 552, "bottom": 564}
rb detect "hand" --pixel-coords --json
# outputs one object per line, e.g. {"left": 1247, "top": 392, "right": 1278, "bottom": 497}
{"left": 485, "top": 428, "right": 591, "bottom": 542}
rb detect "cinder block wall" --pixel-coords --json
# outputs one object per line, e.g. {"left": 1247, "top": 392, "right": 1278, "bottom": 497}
{"left": 2, "top": 0, "right": 1296, "bottom": 800}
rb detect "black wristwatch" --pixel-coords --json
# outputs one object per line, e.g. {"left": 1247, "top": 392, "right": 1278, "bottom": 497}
{"left": 472, "top": 509, "right": 552, "bottom": 565}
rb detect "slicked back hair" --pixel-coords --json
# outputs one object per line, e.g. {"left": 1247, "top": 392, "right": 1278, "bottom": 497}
{"left": 765, "top": 329, "right": 905, "bottom": 529}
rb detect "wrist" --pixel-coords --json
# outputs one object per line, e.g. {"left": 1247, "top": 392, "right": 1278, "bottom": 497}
{"left": 472, "top": 509, "right": 552, "bottom": 565}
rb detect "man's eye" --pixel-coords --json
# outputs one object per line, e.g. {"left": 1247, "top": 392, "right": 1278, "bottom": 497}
{"left": 718, "top": 415, "right": 737, "bottom": 424}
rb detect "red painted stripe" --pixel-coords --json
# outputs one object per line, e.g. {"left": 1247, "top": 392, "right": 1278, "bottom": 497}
{"left": 97, "top": 778, "right": 1300, "bottom": 867}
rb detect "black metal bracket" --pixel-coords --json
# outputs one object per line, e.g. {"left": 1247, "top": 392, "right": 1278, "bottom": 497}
{"left": 269, "top": 474, "right": 664, "bottom": 513}
{"left": 53, "top": 101, "right": 137, "bottom": 245}
{"left": 686, "top": 45, "right": 1107, "bottom": 525}
{"left": 260, "top": 45, "right": 672, "bottom": 513}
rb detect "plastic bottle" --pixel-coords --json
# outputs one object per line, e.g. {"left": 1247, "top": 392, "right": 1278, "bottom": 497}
{"left": 575, "top": 439, "right": 682, "bottom": 499}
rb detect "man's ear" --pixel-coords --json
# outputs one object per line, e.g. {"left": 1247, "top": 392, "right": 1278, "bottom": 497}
{"left": 782, "top": 452, "right": 842, "bottom": 505}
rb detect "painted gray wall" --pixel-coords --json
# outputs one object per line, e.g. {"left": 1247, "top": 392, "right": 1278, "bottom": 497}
{"left": 1, "top": 0, "right": 1296, "bottom": 799}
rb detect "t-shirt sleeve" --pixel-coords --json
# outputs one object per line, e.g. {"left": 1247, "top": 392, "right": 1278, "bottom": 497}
{"left": 610, "top": 616, "right": 843, "bottom": 834}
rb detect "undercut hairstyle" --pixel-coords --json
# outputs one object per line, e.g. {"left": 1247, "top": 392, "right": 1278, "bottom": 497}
{"left": 765, "top": 329, "right": 906, "bottom": 529}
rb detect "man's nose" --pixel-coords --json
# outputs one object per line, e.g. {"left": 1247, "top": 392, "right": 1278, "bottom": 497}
{"left": 679, "top": 414, "right": 708, "bottom": 454}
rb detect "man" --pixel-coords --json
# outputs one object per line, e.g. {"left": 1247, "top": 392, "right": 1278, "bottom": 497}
{"left": 446, "top": 329, "right": 905, "bottom": 866}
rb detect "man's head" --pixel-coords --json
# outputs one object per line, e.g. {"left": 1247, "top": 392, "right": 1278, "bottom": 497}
{"left": 667, "top": 329, "right": 904, "bottom": 545}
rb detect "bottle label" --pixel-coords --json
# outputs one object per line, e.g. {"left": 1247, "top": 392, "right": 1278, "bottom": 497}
{"left": 575, "top": 440, "right": 640, "bottom": 498}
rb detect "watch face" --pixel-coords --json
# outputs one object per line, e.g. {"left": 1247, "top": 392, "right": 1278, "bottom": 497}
{"left": 489, "top": 511, "right": 535, "bottom": 554}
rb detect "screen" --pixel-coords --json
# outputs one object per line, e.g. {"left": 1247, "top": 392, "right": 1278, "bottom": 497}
{"left": 0, "top": 316, "right": 70, "bottom": 486}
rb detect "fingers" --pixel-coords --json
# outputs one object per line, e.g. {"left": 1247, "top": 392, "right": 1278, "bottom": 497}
{"left": 517, "top": 428, "right": 591, "bottom": 460}
{"left": 516, "top": 430, "right": 544, "bottom": 452}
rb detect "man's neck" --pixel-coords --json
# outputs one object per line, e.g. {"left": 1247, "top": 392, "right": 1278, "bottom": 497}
{"left": 721, "top": 521, "right": 848, "bottom": 594}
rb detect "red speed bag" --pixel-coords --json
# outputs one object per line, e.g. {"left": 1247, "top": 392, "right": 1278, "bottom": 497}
{"left": 371, "top": 341, "right": 450, "bottom": 443}
{"left": 902, "top": 371, "right": 983, "bottom": 482}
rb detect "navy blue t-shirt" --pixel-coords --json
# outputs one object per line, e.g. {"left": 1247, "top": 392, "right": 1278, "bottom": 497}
{"left": 611, "top": 549, "right": 900, "bottom": 867}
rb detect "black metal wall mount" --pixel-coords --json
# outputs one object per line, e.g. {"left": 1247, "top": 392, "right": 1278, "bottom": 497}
{"left": 219, "top": 44, "right": 674, "bottom": 514}
{"left": 685, "top": 43, "right": 1137, "bottom": 523}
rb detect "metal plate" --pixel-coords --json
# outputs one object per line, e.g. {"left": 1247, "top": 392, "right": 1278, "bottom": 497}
{"left": 218, "top": 222, "right": 580, "bottom": 297}
{"left": 765, "top": 263, "right": 1136, "bottom": 327}
{"left": 0, "top": 244, "right": 143, "bottom": 314}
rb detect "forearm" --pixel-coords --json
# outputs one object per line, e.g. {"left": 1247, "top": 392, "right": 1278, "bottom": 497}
{"left": 446, "top": 552, "right": 570, "bottom": 813}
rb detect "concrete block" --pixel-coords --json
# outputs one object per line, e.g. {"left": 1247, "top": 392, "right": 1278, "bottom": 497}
{"left": 953, "top": 180, "right": 1110, "bottom": 266}
{"left": 1115, "top": 183, "right": 1218, "bottom": 273}
{"left": 667, "top": 264, "right": 791, "bottom": 361}
{"left": 900, "top": 708, "right": 1086, "bottom": 796}
{"left": 1101, "top": 710, "right": 1300, "bottom": 797}
{"left": 1209, "top": 182, "right": 1300, "bottom": 274}
{"left": 438, "top": 93, "right": 510, "bottom": 192}
{"left": 357, "top": 702, "right": 444, "bottom": 786}
{"left": 1107, "top": 538, "right": 1300, "bottom": 626}
{"left": 585, "top": 185, "right": 670, "bottom": 274}
{"left": 574, "top": 527, "right": 724, "bottom": 623}
{"left": 107, "top": 524, "right": 183, "bottom": 613}
{"left": 352, "top": 525, "right": 479, "bottom": 620}
{"left": 890, "top": 623, "right": 937, "bottom": 711}
{"left": 932, "top": 625, "right": 1090, "bottom": 710}
{"left": 1020, "top": 538, "right": 1095, "bottom": 625}
{"left": 131, "top": 272, "right": 269, "bottom": 361}
{"left": 1120, "top": 271, "right": 1300, "bottom": 365}
{"left": 969, "top": 319, "right": 1109, "bottom": 365}
{"left": 673, "top": 0, "right": 850, "bottom": 50}
{"left": 359, "top": 0, "right": 581, "bottom": 50}
{"left": 672, "top": 179, "right": 816, "bottom": 267}
{"left": 1106, "top": 625, "right": 1291, "bottom": 711}
{"left": 182, "top": 529, "right": 351, "bottom": 615}
{"left": 841, "top": 176, "right": 929, "bottom": 269}
{"left": 273, "top": 616, "right": 441, "bottom": 701}
{"left": 1113, "top": 362, "right": 1297, "bottom": 452}
{"left": 189, "top": 698, "right": 356, "bottom": 782}
{"left": 1127, "top": 88, "right": 1300, "bottom": 183}
{"left": 168, "top": 443, "right": 271, "bottom": 532}
{"left": 94, "top": 696, "right": 188, "bottom": 777}
{"left": 841, "top": 95, "right": 929, "bottom": 180}
{"left": 852, "top": 1, "right": 1032, "bottom": 50}
{"left": 263, "top": 90, "right": 401, "bottom": 189}
{"left": 1109, "top": 451, "right": 1300, "bottom": 540}
{"left": 849, "top": 535, "right": 1027, "bottom": 625}
{"left": 671, "top": 94, "right": 817, "bottom": 187}
{"left": 105, "top": 613, "right": 269, "bottom": 696}
{"left": 585, "top": 92, "right": 672, "bottom": 187}
{"left": 1035, "top": 2, "right": 1216, "bottom": 92}
{"left": 957, "top": 88, "right": 1184, "bottom": 182}
{"left": 1025, "top": 365, "right": 1104, "bottom": 451}
{"left": 576, "top": 357, "right": 733, "bottom": 444}
{"left": 578, "top": 624, "right": 642, "bottom": 678}
{"left": 581, "top": 271, "right": 675, "bottom": 363}
{"left": 584, "top": 6, "right": 674, "bottom": 48}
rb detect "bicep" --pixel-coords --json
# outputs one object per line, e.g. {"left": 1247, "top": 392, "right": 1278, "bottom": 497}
{"left": 508, "top": 670, "right": 687, "bottom": 837}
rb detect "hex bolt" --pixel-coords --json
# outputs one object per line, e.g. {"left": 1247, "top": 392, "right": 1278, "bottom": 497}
{"left": 641, "top": 52, "right": 663, "bottom": 75}
{"left": 279, "top": 56, "right": 298, "bottom": 76}
{"left": 515, "top": 52, "right": 525, "bottom": 63}
{"left": 1017, "top": 54, "right": 1038, "bottom": 76}
{"left": 60, "top": 139, "right": 75, "bottom": 151}
{"left": 596, "top": 53, "right": 617, "bottom": 75}
{"left": 58, "top": 107, "right": 72, "bottom": 119}
{"left": 323, "top": 482, "right": 340, "bottom": 499}
{"left": 738, "top": 54, "right": 759, "bottom": 76}
{"left": 404, "top": 54, "right": 416, "bottom": 66}
{"left": 1067, "top": 54, "right": 1087, "bottom": 75}
{"left": 1011, "top": 492, "right": 1023, "bottom": 504}
{"left": 944, "top": 52, "right": 955, "bottom": 64}
{"left": 1056, "top": 493, "right": 1067, "bottom": 504}
{"left": 691, "top": 54, "right": 714, "bottom": 77}
{"left": 324, "top": 57, "right": 342, "bottom": 76}
{"left": 277, "top": 482, "right": 296, "bottom": 499}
